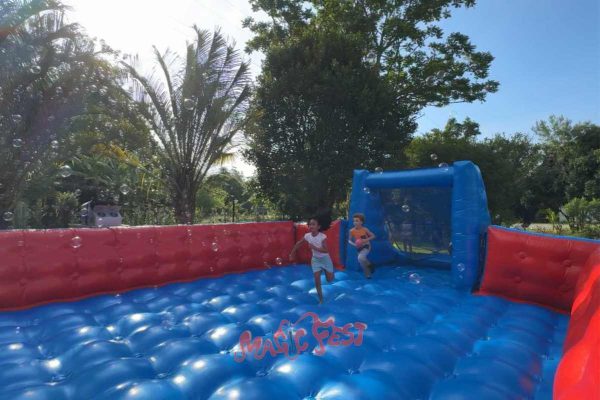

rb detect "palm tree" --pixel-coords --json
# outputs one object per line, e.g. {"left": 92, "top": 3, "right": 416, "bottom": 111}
{"left": 123, "top": 27, "right": 251, "bottom": 224}
{"left": 0, "top": 0, "right": 82, "bottom": 226}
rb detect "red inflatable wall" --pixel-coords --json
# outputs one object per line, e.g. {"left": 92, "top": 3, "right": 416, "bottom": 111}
{"left": 294, "top": 220, "right": 344, "bottom": 270}
{"left": 554, "top": 248, "right": 600, "bottom": 400}
{"left": 0, "top": 222, "right": 296, "bottom": 311}
{"left": 478, "top": 226, "right": 600, "bottom": 312}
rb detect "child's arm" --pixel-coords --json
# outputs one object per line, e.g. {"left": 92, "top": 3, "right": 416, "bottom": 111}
{"left": 289, "top": 238, "right": 305, "bottom": 260}
{"left": 348, "top": 230, "right": 356, "bottom": 247}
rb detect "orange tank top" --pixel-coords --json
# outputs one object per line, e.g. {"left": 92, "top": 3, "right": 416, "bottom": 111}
{"left": 350, "top": 227, "right": 369, "bottom": 240}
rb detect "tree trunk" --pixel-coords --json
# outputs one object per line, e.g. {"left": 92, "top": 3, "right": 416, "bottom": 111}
{"left": 172, "top": 172, "right": 198, "bottom": 225}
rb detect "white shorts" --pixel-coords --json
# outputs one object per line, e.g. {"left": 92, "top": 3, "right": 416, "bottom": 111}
{"left": 311, "top": 256, "right": 334, "bottom": 273}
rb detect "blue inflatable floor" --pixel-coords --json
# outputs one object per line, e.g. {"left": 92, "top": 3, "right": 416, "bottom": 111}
{"left": 0, "top": 266, "right": 568, "bottom": 400}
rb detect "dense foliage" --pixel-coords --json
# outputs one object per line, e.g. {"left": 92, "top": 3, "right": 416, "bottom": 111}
{"left": 244, "top": 0, "right": 499, "bottom": 218}
{"left": 0, "top": 1, "right": 597, "bottom": 238}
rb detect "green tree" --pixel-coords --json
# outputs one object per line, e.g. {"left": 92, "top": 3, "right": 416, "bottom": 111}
{"left": 245, "top": 29, "right": 412, "bottom": 219}
{"left": 406, "top": 118, "right": 540, "bottom": 224}
{"left": 197, "top": 168, "right": 250, "bottom": 221}
{"left": 244, "top": 0, "right": 498, "bottom": 219}
{"left": 533, "top": 116, "right": 600, "bottom": 201}
{"left": 123, "top": 27, "right": 251, "bottom": 224}
{"left": 0, "top": 0, "right": 151, "bottom": 229}
{"left": 245, "top": 0, "right": 499, "bottom": 110}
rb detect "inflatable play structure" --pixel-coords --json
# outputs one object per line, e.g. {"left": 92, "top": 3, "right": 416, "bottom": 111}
{"left": 0, "top": 161, "right": 598, "bottom": 400}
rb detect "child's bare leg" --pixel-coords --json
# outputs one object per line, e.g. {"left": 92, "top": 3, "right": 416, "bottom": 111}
{"left": 313, "top": 271, "right": 324, "bottom": 303}
{"left": 325, "top": 270, "right": 334, "bottom": 283}
{"left": 358, "top": 250, "right": 371, "bottom": 278}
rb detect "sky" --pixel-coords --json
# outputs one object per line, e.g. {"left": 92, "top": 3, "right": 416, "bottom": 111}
{"left": 65, "top": 0, "right": 600, "bottom": 176}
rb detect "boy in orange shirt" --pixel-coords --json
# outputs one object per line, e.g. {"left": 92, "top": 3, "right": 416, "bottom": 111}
{"left": 349, "top": 213, "right": 376, "bottom": 278}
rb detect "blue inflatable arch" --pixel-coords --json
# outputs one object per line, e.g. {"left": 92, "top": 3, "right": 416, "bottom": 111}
{"left": 346, "top": 161, "right": 491, "bottom": 289}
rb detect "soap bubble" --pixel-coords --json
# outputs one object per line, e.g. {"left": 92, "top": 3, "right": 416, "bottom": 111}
{"left": 374, "top": 167, "right": 383, "bottom": 173}
{"left": 211, "top": 242, "right": 219, "bottom": 252}
{"left": 401, "top": 204, "right": 410, "bottom": 213}
{"left": 183, "top": 98, "right": 195, "bottom": 111}
{"left": 55, "top": 87, "right": 63, "bottom": 96}
{"left": 438, "top": 162, "right": 449, "bottom": 168}
{"left": 12, "top": 114, "right": 22, "bottom": 124}
{"left": 30, "top": 65, "right": 41, "bottom": 74}
{"left": 408, "top": 273, "right": 421, "bottom": 284}
{"left": 383, "top": 153, "right": 391, "bottom": 159}
{"left": 59, "top": 165, "right": 72, "bottom": 178}
{"left": 74, "top": 189, "right": 82, "bottom": 196}
{"left": 71, "top": 236, "right": 82, "bottom": 249}
{"left": 275, "top": 257, "right": 283, "bottom": 266}
{"left": 363, "top": 187, "right": 370, "bottom": 194}
{"left": 80, "top": 208, "right": 88, "bottom": 217}
{"left": 430, "top": 153, "right": 438, "bottom": 161}
{"left": 119, "top": 184, "right": 130, "bottom": 195}
{"left": 3, "top": 211, "right": 14, "bottom": 222}
{"left": 50, "top": 140, "right": 59, "bottom": 149}
{"left": 457, "top": 263, "right": 466, "bottom": 272}
{"left": 12, "top": 138, "right": 23, "bottom": 148}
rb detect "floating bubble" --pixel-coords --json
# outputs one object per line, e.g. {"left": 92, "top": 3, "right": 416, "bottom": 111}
{"left": 211, "top": 242, "right": 219, "bottom": 252}
{"left": 363, "top": 187, "right": 370, "bottom": 194}
{"left": 401, "top": 204, "right": 410, "bottom": 213}
{"left": 48, "top": 115, "right": 55, "bottom": 123}
{"left": 12, "top": 138, "right": 23, "bottom": 148}
{"left": 89, "top": 84, "right": 97, "bottom": 91}
{"left": 80, "top": 208, "right": 88, "bottom": 217}
{"left": 71, "top": 236, "right": 82, "bottom": 249}
{"left": 430, "top": 153, "right": 438, "bottom": 161}
{"left": 119, "top": 184, "right": 130, "bottom": 195}
{"left": 457, "top": 263, "right": 466, "bottom": 272}
{"left": 383, "top": 153, "right": 391, "bottom": 159}
{"left": 183, "top": 98, "right": 195, "bottom": 111}
{"left": 438, "top": 162, "right": 449, "bottom": 168}
{"left": 30, "top": 65, "right": 41, "bottom": 74}
{"left": 59, "top": 165, "right": 72, "bottom": 178}
{"left": 12, "top": 114, "right": 22, "bottom": 124}
{"left": 275, "top": 257, "right": 283, "bottom": 266}
{"left": 374, "top": 167, "right": 383, "bottom": 173}
{"left": 50, "top": 140, "right": 59, "bottom": 149}
{"left": 55, "top": 87, "right": 63, "bottom": 96}
{"left": 408, "top": 273, "right": 421, "bottom": 284}
{"left": 74, "top": 189, "right": 82, "bottom": 196}
{"left": 3, "top": 211, "right": 14, "bottom": 222}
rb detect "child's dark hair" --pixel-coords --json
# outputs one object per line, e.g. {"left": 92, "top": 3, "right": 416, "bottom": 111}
{"left": 310, "top": 208, "right": 332, "bottom": 232}
{"left": 353, "top": 213, "right": 366, "bottom": 223}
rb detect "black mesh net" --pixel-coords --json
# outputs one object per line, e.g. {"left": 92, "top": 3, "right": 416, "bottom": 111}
{"left": 379, "top": 187, "right": 452, "bottom": 259}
